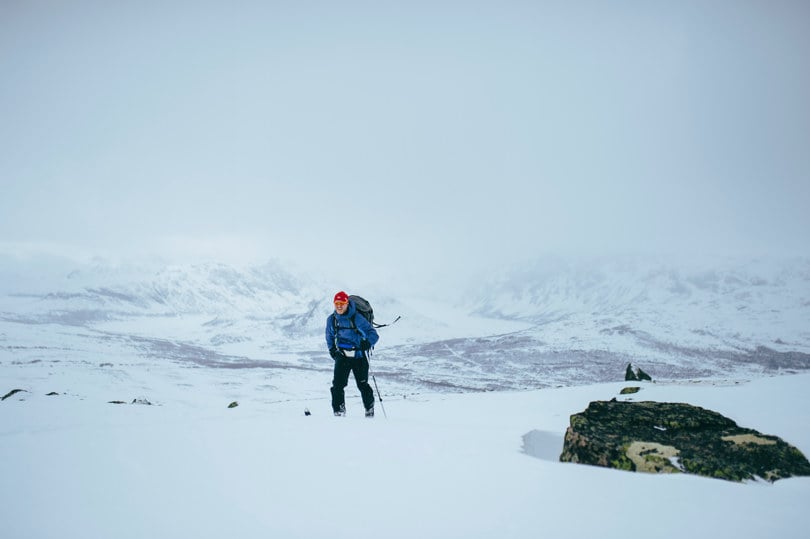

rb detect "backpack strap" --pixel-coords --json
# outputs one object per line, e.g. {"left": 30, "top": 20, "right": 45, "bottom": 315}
{"left": 350, "top": 313, "right": 366, "bottom": 338}
{"left": 369, "top": 316, "right": 400, "bottom": 329}
{"left": 332, "top": 312, "right": 364, "bottom": 346}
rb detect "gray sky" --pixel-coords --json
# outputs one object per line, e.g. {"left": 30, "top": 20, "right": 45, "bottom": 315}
{"left": 2, "top": 0, "right": 809, "bottom": 282}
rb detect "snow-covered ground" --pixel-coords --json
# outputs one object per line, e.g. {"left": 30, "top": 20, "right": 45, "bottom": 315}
{"left": 2, "top": 254, "right": 810, "bottom": 538}
{"left": 2, "top": 366, "right": 809, "bottom": 539}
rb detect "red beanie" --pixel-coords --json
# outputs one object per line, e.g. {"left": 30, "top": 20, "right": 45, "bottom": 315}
{"left": 333, "top": 291, "right": 349, "bottom": 303}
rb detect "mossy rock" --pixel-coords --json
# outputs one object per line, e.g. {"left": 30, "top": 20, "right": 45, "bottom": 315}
{"left": 559, "top": 400, "right": 810, "bottom": 482}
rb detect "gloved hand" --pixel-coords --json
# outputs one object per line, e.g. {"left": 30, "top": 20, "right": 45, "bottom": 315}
{"left": 359, "top": 339, "right": 371, "bottom": 351}
{"left": 329, "top": 347, "right": 344, "bottom": 361}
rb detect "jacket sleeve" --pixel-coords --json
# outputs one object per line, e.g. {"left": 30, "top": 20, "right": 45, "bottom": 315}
{"left": 354, "top": 313, "right": 379, "bottom": 347}
{"left": 325, "top": 314, "right": 336, "bottom": 350}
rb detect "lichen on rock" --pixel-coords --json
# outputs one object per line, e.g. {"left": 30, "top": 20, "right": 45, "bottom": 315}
{"left": 559, "top": 400, "right": 810, "bottom": 482}
{"left": 626, "top": 442, "right": 682, "bottom": 473}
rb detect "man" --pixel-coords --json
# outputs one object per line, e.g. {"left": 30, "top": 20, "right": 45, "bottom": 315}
{"left": 326, "top": 291, "right": 379, "bottom": 417}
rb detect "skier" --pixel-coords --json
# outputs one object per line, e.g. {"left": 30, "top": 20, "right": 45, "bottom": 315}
{"left": 326, "top": 291, "right": 379, "bottom": 417}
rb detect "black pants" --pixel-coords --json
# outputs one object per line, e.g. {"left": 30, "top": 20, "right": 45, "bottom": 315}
{"left": 331, "top": 354, "right": 375, "bottom": 412}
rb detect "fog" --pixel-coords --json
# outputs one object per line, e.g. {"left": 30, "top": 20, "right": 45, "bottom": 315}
{"left": 2, "top": 1, "right": 809, "bottom": 285}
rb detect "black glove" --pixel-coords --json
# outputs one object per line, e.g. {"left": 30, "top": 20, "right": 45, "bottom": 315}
{"left": 359, "top": 339, "right": 371, "bottom": 351}
{"left": 329, "top": 347, "right": 344, "bottom": 361}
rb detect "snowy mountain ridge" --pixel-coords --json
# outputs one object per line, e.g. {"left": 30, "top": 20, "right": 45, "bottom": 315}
{"left": 1, "top": 253, "right": 809, "bottom": 394}
{"left": 470, "top": 255, "right": 810, "bottom": 319}
{"left": 3, "top": 258, "right": 321, "bottom": 316}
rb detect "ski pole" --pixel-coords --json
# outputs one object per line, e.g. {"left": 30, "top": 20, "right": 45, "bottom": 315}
{"left": 364, "top": 348, "right": 387, "bottom": 419}
{"left": 372, "top": 374, "right": 387, "bottom": 419}
{"left": 365, "top": 315, "right": 399, "bottom": 417}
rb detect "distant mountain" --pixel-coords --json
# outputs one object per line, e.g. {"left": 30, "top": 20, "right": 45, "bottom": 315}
{"left": 2, "top": 254, "right": 809, "bottom": 392}
{"left": 462, "top": 255, "right": 810, "bottom": 353}
{"left": 468, "top": 255, "right": 810, "bottom": 323}
{"left": 2, "top": 258, "right": 325, "bottom": 314}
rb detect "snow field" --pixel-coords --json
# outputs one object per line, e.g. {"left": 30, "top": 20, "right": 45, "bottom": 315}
{"left": 2, "top": 372, "right": 809, "bottom": 538}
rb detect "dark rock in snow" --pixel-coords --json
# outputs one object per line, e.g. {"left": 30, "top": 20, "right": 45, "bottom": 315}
{"left": 625, "top": 363, "right": 653, "bottom": 382}
{"left": 228, "top": 401, "right": 239, "bottom": 408}
{"left": 560, "top": 400, "right": 810, "bottom": 482}
{"left": 2, "top": 389, "right": 27, "bottom": 401}
{"left": 109, "top": 399, "right": 153, "bottom": 405}
{"left": 620, "top": 387, "right": 641, "bottom": 395}
{"left": 46, "top": 391, "right": 60, "bottom": 396}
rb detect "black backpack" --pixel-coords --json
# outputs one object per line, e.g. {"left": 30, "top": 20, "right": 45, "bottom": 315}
{"left": 349, "top": 295, "right": 378, "bottom": 328}
{"left": 334, "top": 295, "right": 398, "bottom": 334}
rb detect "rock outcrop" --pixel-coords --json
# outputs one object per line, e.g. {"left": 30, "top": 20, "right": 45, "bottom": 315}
{"left": 625, "top": 363, "right": 652, "bottom": 381}
{"left": 560, "top": 400, "right": 810, "bottom": 482}
{"left": 1, "top": 389, "right": 27, "bottom": 401}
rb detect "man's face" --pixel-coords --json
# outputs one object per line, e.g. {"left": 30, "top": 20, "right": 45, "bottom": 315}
{"left": 334, "top": 301, "right": 348, "bottom": 314}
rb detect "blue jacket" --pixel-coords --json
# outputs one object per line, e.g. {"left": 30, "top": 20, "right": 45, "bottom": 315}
{"left": 325, "top": 300, "right": 379, "bottom": 358}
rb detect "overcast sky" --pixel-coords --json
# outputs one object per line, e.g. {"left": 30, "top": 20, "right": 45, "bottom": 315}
{"left": 1, "top": 0, "right": 808, "bottom": 282}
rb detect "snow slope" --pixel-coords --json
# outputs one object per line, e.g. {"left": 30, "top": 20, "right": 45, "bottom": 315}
{"left": 1, "top": 370, "right": 809, "bottom": 539}
{"left": 2, "top": 253, "right": 810, "bottom": 538}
